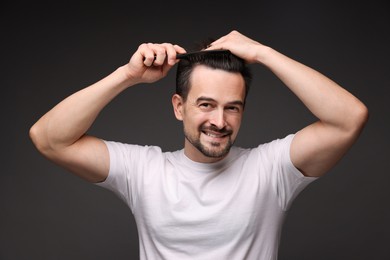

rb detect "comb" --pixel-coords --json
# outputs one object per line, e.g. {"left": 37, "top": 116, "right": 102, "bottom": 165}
{"left": 176, "top": 49, "right": 231, "bottom": 59}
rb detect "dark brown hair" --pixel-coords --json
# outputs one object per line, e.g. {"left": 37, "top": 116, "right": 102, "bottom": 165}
{"left": 175, "top": 39, "right": 252, "bottom": 104}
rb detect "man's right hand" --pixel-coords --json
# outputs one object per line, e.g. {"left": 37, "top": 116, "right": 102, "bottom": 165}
{"left": 124, "top": 43, "right": 186, "bottom": 85}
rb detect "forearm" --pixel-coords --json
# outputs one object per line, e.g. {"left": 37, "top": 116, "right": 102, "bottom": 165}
{"left": 207, "top": 30, "right": 368, "bottom": 176}
{"left": 30, "top": 65, "right": 134, "bottom": 153}
{"left": 256, "top": 46, "right": 368, "bottom": 130}
{"left": 206, "top": 30, "right": 367, "bottom": 129}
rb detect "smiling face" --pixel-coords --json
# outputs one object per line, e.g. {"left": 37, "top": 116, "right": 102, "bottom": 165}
{"left": 172, "top": 65, "right": 246, "bottom": 163}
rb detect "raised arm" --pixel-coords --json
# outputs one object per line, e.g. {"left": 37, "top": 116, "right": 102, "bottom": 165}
{"left": 208, "top": 30, "right": 368, "bottom": 177}
{"left": 29, "top": 43, "right": 185, "bottom": 182}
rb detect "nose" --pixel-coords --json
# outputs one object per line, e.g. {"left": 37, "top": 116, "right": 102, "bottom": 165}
{"left": 209, "top": 109, "right": 227, "bottom": 129}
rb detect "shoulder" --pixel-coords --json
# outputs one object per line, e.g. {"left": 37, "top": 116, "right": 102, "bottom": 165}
{"left": 103, "top": 140, "right": 167, "bottom": 162}
{"left": 256, "top": 134, "right": 294, "bottom": 150}
{"left": 242, "top": 134, "right": 295, "bottom": 158}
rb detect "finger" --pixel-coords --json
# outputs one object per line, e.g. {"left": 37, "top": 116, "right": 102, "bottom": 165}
{"left": 140, "top": 44, "right": 157, "bottom": 67}
{"left": 205, "top": 35, "right": 227, "bottom": 50}
{"left": 205, "top": 42, "right": 223, "bottom": 51}
{"left": 157, "top": 43, "right": 186, "bottom": 65}
{"left": 166, "top": 44, "right": 185, "bottom": 65}
{"left": 173, "top": 44, "right": 186, "bottom": 55}
{"left": 160, "top": 45, "right": 175, "bottom": 66}
{"left": 153, "top": 46, "right": 167, "bottom": 66}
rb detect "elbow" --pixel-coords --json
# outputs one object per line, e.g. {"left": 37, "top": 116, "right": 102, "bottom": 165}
{"left": 29, "top": 123, "right": 51, "bottom": 155}
{"left": 29, "top": 123, "right": 42, "bottom": 150}
{"left": 355, "top": 102, "right": 369, "bottom": 129}
{"left": 348, "top": 102, "right": 369, "bottom": 135}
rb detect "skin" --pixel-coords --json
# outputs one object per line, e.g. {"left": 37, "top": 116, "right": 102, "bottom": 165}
{"left": 172, "top": 65, "right": 246, "bottom": 163}
{"left": 207, "top": 31, "right": 369, "bottom": 176}
{"left": 29, "top": 42, "right": 186, "bottom": 182}
{"left": 29, "top": 30, "right": 368, "bottom": 184}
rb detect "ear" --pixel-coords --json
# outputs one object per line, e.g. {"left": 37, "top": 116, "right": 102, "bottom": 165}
{"left": 172, "top": 94, "right": 184, "bottom": 121}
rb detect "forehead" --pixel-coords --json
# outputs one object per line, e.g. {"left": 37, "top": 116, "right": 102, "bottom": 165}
{"left": 188, "top": 65, "right": 245, "bottom": 102}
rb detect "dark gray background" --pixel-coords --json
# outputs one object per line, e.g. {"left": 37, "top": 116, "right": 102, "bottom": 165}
{"left": 1, "top": 1, "right": 389, "bottom": 259}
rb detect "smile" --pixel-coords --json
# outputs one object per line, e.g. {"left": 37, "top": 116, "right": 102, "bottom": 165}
{"left": 202, "top": 131, "right": 230, "bottom": 139}
{"left": 205, "top": 132, "right": 226, "bottom": 138}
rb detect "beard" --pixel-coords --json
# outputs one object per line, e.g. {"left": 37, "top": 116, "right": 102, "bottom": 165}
{"left": 184, "top": 124, "right": 234, "bottom": 159}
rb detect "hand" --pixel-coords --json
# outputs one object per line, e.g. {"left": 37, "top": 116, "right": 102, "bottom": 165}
{"left": 206, "top": 30, "right": 266, "bottom": 64}
{"left": 124, "top": 43, "right": 186, "bottom": 84}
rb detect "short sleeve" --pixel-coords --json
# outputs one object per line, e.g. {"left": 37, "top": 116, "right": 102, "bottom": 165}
{"left": 279, "top": 134, "right": 318, "bottom": 210}
{"left": 95, "top": 141, "right": 165, "bottom": 213}
{"left": 258, "top": 134, "right": 318, "bottom": 211}
{"left": 95, "top": 140, "right": 134, "bottom": 209}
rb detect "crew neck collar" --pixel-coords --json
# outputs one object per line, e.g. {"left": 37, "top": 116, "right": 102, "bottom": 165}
{"left": 178, "top": 147, "right": 237, "bottom": 172}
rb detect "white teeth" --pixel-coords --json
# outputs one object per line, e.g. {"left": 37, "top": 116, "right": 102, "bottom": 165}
{"left": 206, "top": 132, "right": 222, "bottom": 138}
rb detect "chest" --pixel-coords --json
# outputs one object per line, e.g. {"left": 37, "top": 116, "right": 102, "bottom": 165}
{"left": 134, "top": 165, "right": 282, "bottom": 248}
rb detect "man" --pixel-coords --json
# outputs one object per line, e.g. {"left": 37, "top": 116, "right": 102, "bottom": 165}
{"left": 29, "top": 30, "right": 368, "bottom": 259}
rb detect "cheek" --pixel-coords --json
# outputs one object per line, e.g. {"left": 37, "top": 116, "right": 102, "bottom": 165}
{"left": 228, "top": 115, "right": 242, "bottom": 129}
{"left": 185, "top": 111, "right": 209, "bottom": 125}
{"left": 183, "top": 114, "right": 206, "bottom": 130}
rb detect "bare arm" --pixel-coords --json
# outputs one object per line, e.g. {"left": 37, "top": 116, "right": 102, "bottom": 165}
{"left": 208, "top": 30, "right": 369, "bottom": 177}
{"left": 29, "top": 43, "right": 185, "bottom": 183}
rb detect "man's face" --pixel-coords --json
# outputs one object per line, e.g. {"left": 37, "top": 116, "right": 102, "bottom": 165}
{"left": 172, "top": 65, "right": 246, "bottom": 163}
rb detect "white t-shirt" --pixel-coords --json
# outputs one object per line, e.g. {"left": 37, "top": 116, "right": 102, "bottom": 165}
{"left": 97, "top": 134, "right": 317, "bottom": 260}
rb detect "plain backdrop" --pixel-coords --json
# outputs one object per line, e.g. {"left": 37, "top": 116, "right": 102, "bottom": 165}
{"left": 1, "top": 1, "right": 389, "bottom": 259}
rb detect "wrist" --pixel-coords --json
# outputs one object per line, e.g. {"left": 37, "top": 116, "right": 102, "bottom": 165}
{"left": 254, "top": 45, "right": 274, "bottom": 65}
{"left": 116, "top": 65, "right": 140, "bottom": 87}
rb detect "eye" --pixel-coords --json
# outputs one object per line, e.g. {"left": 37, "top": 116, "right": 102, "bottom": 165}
{"left": 226, "top": 106, "right": 240, "bottom": 112}
{"left": 199, "top": 103, "right": 213, "bottom": 110}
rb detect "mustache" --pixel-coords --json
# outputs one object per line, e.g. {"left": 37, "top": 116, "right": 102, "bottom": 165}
{"left": 200, "top": 125, "right": 233, "bottom": 135}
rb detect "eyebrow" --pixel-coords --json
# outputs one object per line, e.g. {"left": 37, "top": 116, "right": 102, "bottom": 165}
{"left": 196, "top": 96, "right": 244, "bottom": 107}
